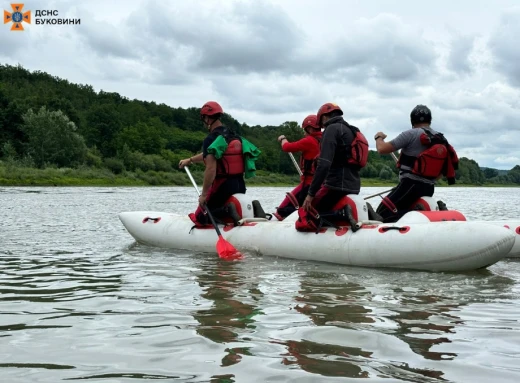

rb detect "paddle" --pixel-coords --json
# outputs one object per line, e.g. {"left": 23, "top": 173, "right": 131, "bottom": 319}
{"left": 184, "top": 166, "right": 243, "bottom": 261}
{"left": 289, "top": 152, "right": 303, "bottom": 176}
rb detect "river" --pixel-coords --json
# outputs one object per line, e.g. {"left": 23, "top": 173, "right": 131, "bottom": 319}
{"left": 1, "top": 186, "right": 519, "bottom": 382}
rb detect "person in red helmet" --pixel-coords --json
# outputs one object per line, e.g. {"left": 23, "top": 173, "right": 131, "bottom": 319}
{"left": 273, "top": 114, "right": 322, "bottom": 220}
{"left": 301, "top": 103, "right": 366, "bottom": 215}
{"left": 179, "top": 101, "right": 248, "bottom": 226}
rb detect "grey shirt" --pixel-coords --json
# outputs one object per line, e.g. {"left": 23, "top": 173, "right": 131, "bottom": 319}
{"left": 389, "top": 126, "right": 439, "bottom": 184}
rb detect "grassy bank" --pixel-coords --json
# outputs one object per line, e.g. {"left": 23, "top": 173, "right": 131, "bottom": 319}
{"left": 0, "top": 162, "right": 514, "bottom": 187}
{"left": 0, "top": 162, "right": 397, "bottom": 187}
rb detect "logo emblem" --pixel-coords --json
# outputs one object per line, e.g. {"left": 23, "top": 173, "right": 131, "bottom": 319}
{"left": 4, "top": 3, "right": 31, "bottom": 31}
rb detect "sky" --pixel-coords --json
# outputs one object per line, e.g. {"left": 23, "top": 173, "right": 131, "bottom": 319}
{"left": 1, "top": 0, "right": 519, "bottom": 169}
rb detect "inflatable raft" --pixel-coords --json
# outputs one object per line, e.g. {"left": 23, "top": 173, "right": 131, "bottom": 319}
{"left": 118, "top": 195, "right": 517, "bottom": 272}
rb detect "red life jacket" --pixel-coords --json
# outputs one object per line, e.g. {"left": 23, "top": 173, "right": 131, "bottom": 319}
{"left": 299, "top": 135, "right": 321, "bottom": 180}
{"left": 217, "top": 138, "right": 244, "bottom": 177}
{"left": 398, "top": 129, "right": 459, "bottom": 184}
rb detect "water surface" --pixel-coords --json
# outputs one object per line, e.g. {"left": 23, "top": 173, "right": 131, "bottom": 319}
{"left": 1, "top": 186, "right": 519, "bottom": 382}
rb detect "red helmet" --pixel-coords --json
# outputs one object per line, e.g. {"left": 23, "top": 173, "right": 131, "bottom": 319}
{"left": 316, "top": 103, "right": 343, "bottom": 126}
{"left": 301, "top": 114, "right": 318, "bottom": 130}
{"left": 200, "top": 101, "right": 223, "bottom": 118}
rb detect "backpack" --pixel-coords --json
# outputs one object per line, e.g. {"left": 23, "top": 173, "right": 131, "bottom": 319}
{"left": 345, "top": 123, "right": 369, "bottom": 168}
{"left": 399, "top": 129, "right": 459, "bottom": 184}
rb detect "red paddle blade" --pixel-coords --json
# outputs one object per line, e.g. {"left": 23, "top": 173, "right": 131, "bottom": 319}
{"left": 216, "top": 236, "right": 243, "bottom": 260}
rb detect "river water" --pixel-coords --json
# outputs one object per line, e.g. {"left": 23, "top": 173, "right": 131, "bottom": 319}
{"left": 1, "top": 186, "right": 519, "bottom": 383}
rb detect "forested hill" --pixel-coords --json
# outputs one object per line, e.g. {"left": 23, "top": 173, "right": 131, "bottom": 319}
{"left": 1, "top": 64, "right": 519, "bottom": 185}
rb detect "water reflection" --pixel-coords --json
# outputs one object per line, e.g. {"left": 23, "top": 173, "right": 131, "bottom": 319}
{"left": 192, "top": 259, "right": 263, "bottom": 369}
{"left": 273, "top": 271, "right": 465, "bottom": 380}
{"left": 387, "top": 292, "right": 461, "bottom": 362}
{"left": 294, "top": 273, "right": 375, "bottom": 326}
{"left": 272, "top": 272, "right": 375, "bottom": 378}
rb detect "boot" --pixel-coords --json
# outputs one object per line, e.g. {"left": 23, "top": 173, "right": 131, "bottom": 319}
{"left": 437, "top": 200, "right": 448, "bottom": 211}
{"left": 252, "top": 200, "right": 266, "bottom": 219}
{"left": 414, "top": 203, "right": 425, "bottom": 211}
{"left": 272, "top": 211, "right": 284, "bottom": 221}
{"left": 366, "top": 202, "right": 383, "bottom": 222}
{"left": 345, "top": 205, "right": 360, "bottom": 233}
{"left": 225, "top": 203, "right": 241, "bottom": 226}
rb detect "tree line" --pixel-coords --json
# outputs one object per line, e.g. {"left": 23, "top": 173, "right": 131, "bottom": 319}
{"left": 1, "top": 63, "right": 519, "bottom": 185}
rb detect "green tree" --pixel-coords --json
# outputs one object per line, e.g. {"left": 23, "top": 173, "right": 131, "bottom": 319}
{"left": 84, "top": 104, "right": 122, "bottom": 157}
{"left": 483, "top": 167, "right": 499, "bottom": 179}
{"left": 508, "top": 165, "right": 520, "bottom": 184}
{"left": 115, "top": 118, "right": 168, "bottom": 155}
{"left": 21, "top": 106, "right": 87, "bottom": 168}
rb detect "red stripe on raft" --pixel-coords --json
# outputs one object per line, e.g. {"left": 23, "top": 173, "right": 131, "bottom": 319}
{"left": 418, "top": 211, "right": 466, "bottom": 222}
{"left": 334, "top": 227, "right": 349, "bottom": 236}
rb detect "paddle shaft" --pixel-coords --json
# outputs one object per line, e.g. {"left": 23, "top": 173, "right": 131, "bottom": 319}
{"left": 289, "top": 153, "right": 303, "bottom": 176}
{"left": 185, "top": 165, "right": 201, "bottom": 195}
{"left": 184, "top": 166, "right": 223, "bottom": 237}
{"left": 364, "top": 189, "right": 393, "bottom": 200}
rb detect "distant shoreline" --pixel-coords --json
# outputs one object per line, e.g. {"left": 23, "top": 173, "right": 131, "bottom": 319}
{"left": 1, "top": 163, "right": 517, "bottom": 188}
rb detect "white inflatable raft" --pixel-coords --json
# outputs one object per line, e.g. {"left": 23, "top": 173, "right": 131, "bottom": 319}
{"left": 118, "top": 195, "right": 516, "bottom": 272}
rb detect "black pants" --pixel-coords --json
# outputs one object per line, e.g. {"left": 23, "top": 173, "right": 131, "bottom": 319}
{"left": 312, "top": 187, "right": 349, "bottom": 212}
{"left": 195, "top": 176, "right": 246, "bottom": 223}
{"left": 376, "top": 178, "right": 434, "bottom": 223}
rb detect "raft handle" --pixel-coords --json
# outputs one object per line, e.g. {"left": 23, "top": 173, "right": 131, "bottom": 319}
{"left": 378, "top": 226, "right": 410, "bottom": 234}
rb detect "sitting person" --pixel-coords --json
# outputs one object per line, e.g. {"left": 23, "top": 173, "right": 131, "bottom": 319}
{"left": 274, "top": 114, "right": 322, "bottom": 220}
{"left": 298, "top": 103, "right": 369, "bottom": 231}
{"left": 373, "top": 104, "right": 458, "bottom": 222}
{"left": 179, "top": 101, "right": 261, "bottom": 226}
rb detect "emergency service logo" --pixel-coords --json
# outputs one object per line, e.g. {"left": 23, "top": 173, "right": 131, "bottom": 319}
{"left": 3, "top": 3, "right": 31, "bottom": 31}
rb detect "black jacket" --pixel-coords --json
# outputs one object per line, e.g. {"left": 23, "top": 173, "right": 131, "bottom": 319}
{"left": 308, "top": 116, "right": 361, "bottom": 196}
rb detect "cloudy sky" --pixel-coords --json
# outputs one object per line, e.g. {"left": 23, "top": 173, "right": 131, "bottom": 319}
{"left": 2, "top": 0, "right": 519, "bottom": 169}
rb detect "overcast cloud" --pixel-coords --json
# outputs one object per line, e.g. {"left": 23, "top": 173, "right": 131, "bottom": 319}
{"left": 1, "top": 0, "right": 519, "bottom": 169}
